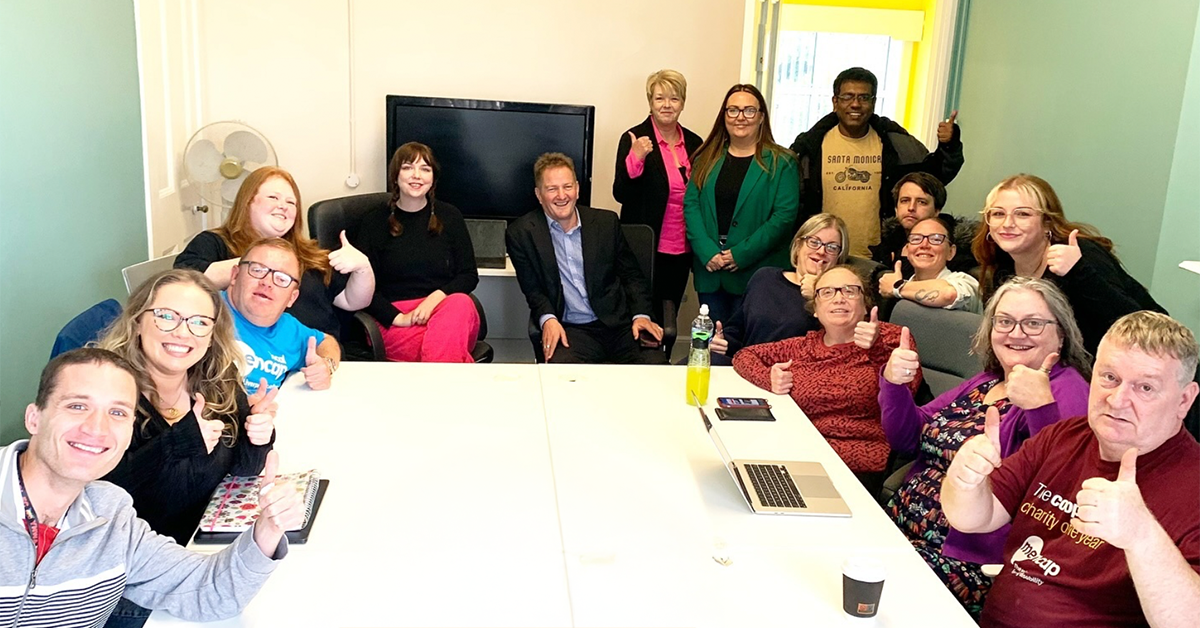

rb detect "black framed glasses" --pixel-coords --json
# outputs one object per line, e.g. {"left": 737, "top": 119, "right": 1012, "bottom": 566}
{"left": 906, "top": 233, "right": 949, "bottom": 246}
{"left": 836, "top": 94, "right": 876, "bottom": 104}
{"left": 142, "top": 308, "right": 216, "bottom": 337}
{"left": 992, "top": 316, "right": 1058, "bottom": 336}
{"left": 803, "top": 236, "right": 843, "bottom": 255}
{"left": 815, "top": 285, "right": 864, "bottom": 301}
{"left": 724, "top": 106, "right": 759, "bottom": 120}
{"left": 238, "top": 260, "right": 299, "bottom": 289}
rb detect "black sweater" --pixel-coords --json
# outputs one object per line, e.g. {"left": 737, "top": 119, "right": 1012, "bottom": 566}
{"left": 352, "top": 199, "right": 478, "bottom": 326}
{"left": 102, "top": 391, "right": 272, "bottom": 546}
{"left": 175, "top": 230, "right": 348, "bottom": 338}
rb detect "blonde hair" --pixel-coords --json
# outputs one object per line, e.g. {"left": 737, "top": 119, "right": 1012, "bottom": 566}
{"left": 98, "top": 269, "right": 243, "bottom": 445}
{"left": 970, "top": 276, "right": 1091, "bottom": 380}
{"left": 1104, "top": 311, "right": 1199, "bottom": 385}
{"left": 534, "top": 152, "right": 576, "bottom": 187}
{"left": 789, "top": 213, "right": 849, "bottom": 270}
{"left": 646, "top": 69, "right": 687, "bottom": 105}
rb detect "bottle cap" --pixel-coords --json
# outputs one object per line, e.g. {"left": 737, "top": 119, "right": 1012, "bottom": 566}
{"left": 699, "top": 304, "right": 709, "bottom": 316}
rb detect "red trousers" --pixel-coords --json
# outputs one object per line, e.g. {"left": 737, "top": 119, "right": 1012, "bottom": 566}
{"left": 377, "top": 293, "right": 480, "bottom": 363}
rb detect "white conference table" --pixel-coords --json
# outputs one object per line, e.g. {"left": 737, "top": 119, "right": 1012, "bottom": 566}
{"left": 148, "top": 363, "right": 975, "bottom": 628}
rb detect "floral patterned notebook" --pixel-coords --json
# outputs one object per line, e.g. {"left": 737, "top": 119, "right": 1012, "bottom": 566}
{"left": 198, "top": 470, "right": 320, "bottom": 532}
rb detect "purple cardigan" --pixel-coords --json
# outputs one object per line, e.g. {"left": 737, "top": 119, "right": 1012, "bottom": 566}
{"left": 878, "top": 363, "right": 1090, "bottom": 564}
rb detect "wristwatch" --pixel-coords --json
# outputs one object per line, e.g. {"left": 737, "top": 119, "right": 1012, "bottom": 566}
{"left": 892, "top": 279, "right": 908, "bottom": 299}
{"left": 324, "top": 357, "right": 337, "bottom": 374}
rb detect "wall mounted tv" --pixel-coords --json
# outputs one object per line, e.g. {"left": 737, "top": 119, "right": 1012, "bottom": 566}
{"left": 385, "top": 95, "right": 596, "bottom": 220}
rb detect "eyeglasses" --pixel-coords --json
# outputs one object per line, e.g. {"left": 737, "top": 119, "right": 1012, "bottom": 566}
{"left": 992, "top": 316, "right": 1058, "bottom": 336}
{"left": 142, "top": 308, "right": 216, "bottom": 337}
{"left": 982, "top": 207, "right": 1043, "bottom": 226}
{"left": 836, "top": 94, "right": 876, "bottom": 104}
{"left": 815, "top": 285, "right": 864, "bottom": 301}
{"left": 803, "top": 236, "right": 843, "bottom": 255}
{"left": 725, "top": 106, "right": 759, "bottom": 120}
{"left": 906, "top": 233, "right": 949, "bottom": 246}
{"left": 238, "top": 260, "right": 299, "bottom": 289}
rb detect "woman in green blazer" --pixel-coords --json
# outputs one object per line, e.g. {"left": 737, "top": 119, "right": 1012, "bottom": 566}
{"left": 683, "top": 84, "right": 799, "bottom": 325}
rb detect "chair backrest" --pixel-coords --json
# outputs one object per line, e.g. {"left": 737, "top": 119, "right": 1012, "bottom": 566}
{"left": 845, "top": 255, "right": 883, "bottom": 280}
{"left": 50, "top": 299, "right": 123, "bottom": 358}
{"left": 464, "top": 218, "right": 508, "bottom": 260}
{"left": 890, "top": 300, "right": 983, "bottom": 397}
{"left": 122, "top": 254, "right": 179, "bottom": 295}
{"left": 308, "top": 192, "right": 390, "bottom": 249}
{"left": 620, "top": 223, "right": 655, "bottom": 282}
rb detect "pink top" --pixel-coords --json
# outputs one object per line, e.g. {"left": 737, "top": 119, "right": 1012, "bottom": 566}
{"left": 624, "top": 123, "right": 692, "bottom": 255}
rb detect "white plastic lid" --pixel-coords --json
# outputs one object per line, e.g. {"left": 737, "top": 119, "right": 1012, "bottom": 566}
{"left": 699, "top": 304, "right": 709, "bottom": 316}
{"left": 842, "top": 557, "right": 886, "bottom": 583}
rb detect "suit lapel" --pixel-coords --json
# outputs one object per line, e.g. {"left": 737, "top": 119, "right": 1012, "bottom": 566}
{"left": 733, "top": 152, "right": 767, "bottom": 222}
{"left": 530, "top": 216, "right": 562, "bottom": 303}
{"left": 577, "top": 207, "right": 599, "bottom": 297}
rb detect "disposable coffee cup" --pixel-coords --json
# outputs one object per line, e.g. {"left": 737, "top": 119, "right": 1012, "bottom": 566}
{"left": 842, "top": 557, "right": 885, "bottom": 620}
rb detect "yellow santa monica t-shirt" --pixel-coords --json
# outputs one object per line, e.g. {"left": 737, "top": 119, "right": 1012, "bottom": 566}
{"left": 821, "top": 127, "right": 883, "bottom": 256}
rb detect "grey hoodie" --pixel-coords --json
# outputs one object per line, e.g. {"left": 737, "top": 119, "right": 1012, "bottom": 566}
{"left": 0, "top": 440, "right": 285, "bottom": 627}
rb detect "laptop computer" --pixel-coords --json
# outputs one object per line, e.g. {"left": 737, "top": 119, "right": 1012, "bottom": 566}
{"left": 695, "top": 399, "right": 851, "bottom": 517}
{"left": 465, "top": 218, "right": 508, "bottom": 269}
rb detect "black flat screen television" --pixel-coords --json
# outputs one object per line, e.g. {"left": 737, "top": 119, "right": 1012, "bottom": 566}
{"left": 385, "top": 95, "right": 596, "bottom": 220}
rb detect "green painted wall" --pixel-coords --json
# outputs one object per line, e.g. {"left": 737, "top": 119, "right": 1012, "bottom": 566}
{"left": 1152, "top": 7, "right": 1200, "bottom": 332}
{"left": 0, "top": 2, "right": 147, "bottom": 443}
{"left": 948, "top": 0, "right": 1199, "bottom": 302}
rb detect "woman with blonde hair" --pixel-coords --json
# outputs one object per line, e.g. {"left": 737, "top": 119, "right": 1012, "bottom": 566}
{"left": 710, "top": 213, "right": 848, "bottom": 364}
{"left": 972, "top": 173, "right": 1162, "bottom": 353}
{"left": 683, "top": 84, "right": 799, "bottom": 325}
{"left": 175, "top": 166, "right": 374, "bottom": 345}
{"left": 614, "top": 69, "right": 704, "bottom": 323}
{"left": 98, "top": 269, "right": 275, "bottom": 627}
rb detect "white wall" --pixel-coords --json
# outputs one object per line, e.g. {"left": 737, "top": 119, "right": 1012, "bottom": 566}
{"left": 188, "top": 0, "right": 746, "bottom": 213}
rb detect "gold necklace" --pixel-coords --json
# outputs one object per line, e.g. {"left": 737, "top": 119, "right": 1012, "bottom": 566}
{"left": 157, "top": 387, "right": 189, "bottom": 421}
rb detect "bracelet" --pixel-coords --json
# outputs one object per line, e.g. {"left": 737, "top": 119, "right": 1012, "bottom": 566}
{"left": 893, "top": 279, "right": 908, "bottom": 299}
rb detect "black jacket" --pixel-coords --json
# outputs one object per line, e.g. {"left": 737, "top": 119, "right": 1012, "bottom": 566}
{"left": 612, "top": 116, "right": 703, "bottom": 238}
{"left": 789, "top": 112, "right": 964, "bottom": 231}
{"left": 506, "top": 205, "right": 653, "bottom": 329}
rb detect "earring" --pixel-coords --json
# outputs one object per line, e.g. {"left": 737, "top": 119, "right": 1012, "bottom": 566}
{"left": 985, "top": 232, "right": 992, "bottom": 241}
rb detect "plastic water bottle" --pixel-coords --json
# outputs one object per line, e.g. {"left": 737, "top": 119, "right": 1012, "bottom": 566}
{"left": 686, "top": 305, "right": 715, "bottom": 405}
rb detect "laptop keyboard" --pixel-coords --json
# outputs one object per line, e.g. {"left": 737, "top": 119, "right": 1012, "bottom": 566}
{"left": 745, "top": 464, "right": 807, "bottom": 509}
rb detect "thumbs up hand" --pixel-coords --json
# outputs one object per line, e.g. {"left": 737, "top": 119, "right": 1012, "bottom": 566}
{"left": 327, "top": 230, "right": 371, "bottom": 275}
{"left": 628, "top": 131, "right": 654, "bottom": 160}
{"left": 1006, "top": 352, "right": 1058, "bottom": 410}
{"left": 853, "top": 306, "right": 881, "bottom": 350}
{"left": 937, "top": 110, "right": 959, "bottom": 143}
{"left": 193, "top": 392, "right": 226, "bottom": 455}
{"left": 252, "top": 450, "right": 305, "bottom": 558}
{"left": 1046, "top": 229, "right": 1082, "bottom": 276}
{"left": 879, "top": 260, "right": 903, "bottom": 298}
{"left": 884, "top": 326, "right": 921, "bottom": 384}
{"left": 301, "top": 336, "right": 332, "bottom": 391}
{"left": 709, "top": 321, "right": 729, "bottom": 356}
{"left": 1072, "top": 448, "right": 1150, "bottom": 549}
{"left": 947, "top": 405, "right": 1004, "bottom": 491}
{"left": 769, "top": 360, "right": 794, "bottom": 395}
{"left": 244, "top": 378, "right": 278, "bottom": 446}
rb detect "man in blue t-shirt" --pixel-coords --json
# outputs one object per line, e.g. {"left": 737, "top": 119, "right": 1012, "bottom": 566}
{"left": 225, "top": 238, "right": 339, "bottom": 393}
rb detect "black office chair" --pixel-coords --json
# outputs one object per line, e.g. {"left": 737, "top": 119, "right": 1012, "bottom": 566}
{"left": 526, "top": 222, "right": 677, "bottom": 363}
{"left": 307, "top": 193, "right": 493, "bottom": 363}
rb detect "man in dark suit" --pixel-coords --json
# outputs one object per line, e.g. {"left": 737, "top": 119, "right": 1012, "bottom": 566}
{"left": 506, "top": 152, "right": 666, "bottom": 364}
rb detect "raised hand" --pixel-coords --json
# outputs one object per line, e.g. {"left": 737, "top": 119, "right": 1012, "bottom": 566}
{"left": 710, "top": 321, "right": 728, "bottom": 356}
{"left": 799, "top": 272, "right": 819, "bottom": 299}
{"left": 246, "top": 378, "right": 279, "bottom": 417}
{"left": 300, "top": 336, "right": 332, "bottom": 391}
{"left": 853, "top": 306, "right": 881, "bottom": 350}
{"left": 1046, "top": 229, "right": 1082, "bottom": 276}
{"left": 879, "top": 260, "right": 903, "bottom": 297}
{"left": 884, "top": 326, "right": 920, "bottom": 385}
{"left": 327, "top": 230, "right": 371, "bottom": 275}
{"left": 628, "top": 131, "right": 654, "bottom": 160}
{"left": 937, "top": 110, "right": 958, "bottom": 144}
{"left": 947, "top": 405, "right": 1003, "bottom": 491}
{"left": 252, "top": 451, "right": 305, "bottom": 558}
{"left": 1006, "top": 352, "right": 1058, "bottom": 410}
{"left": 1072, "top": 448, "right": 1149, "bottom": 550}
{"left": 194, "top": 392, "right": 224, "bottom": 455}
{"left": 542, "top": 318, "right": 569, "bottom": 361}
{"left": 769, "top": 359, "right": 794, "bottom": 395}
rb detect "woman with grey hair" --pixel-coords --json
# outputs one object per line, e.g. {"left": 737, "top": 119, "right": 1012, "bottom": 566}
{"left": 877, "top": 276, "right": 1091, "bottom": 617}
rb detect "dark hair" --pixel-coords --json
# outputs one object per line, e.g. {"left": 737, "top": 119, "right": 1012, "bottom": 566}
{"left": 891, "top": 172, "right": 947, "bottom": 211}
{"left": 534, "top": 152, "right": 577, "bottom": 187}
{"left": 691, "top": 84, "right": 792, "bottom": 188}
{"left": 37, "top": 348, "right": 140, "bottom": 410}
{"left": 387, "top": 142, "right": 444, "bottom": 237}
{"left": 833, "top": 67, "right": 878, "bottom": 96}
{"left": 243, "top": 237, "right": 302, "bottom": 286}
{"left": 913, "top": 213, "right": 958, "bottom": 236}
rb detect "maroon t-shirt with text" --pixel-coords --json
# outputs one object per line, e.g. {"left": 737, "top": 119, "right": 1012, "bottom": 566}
{"left": 981, "top": 417, "right": 1200, "bottom": 628}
